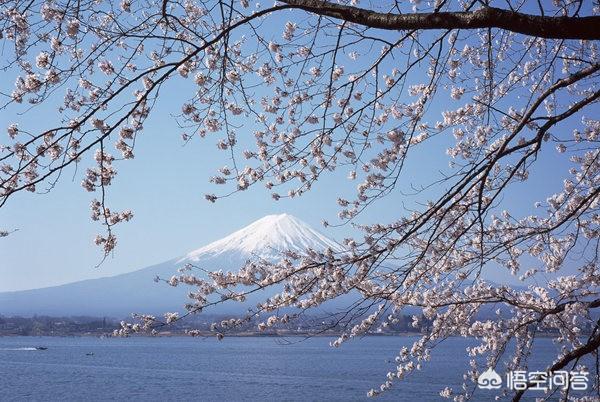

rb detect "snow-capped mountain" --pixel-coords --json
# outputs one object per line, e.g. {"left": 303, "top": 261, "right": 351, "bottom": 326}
{"left": 0, "top": 214, "right": 343, "bottom": 317}
{"left": 183, "top": 213, "right": 343, "bottom": 262}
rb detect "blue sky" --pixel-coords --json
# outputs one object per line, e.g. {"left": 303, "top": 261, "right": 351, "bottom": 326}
{"left": 0, "top": 74, "right": 390, "bottom": 291}
{"left": 0, "top": 6, "right": 592, "bottom": 292}
{"left": 0, "top": 90, "right": 575, "bottom": 292}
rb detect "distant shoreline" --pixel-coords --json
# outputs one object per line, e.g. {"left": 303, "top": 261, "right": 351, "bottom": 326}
{"left": 0, "top": 314, "right": 431, "bottom": 337}
{"left": 0, "top": 331, "right": 425, "bottom": 338}
{"left": 0, "top": 331, "right": 567, "bottom": 338}
{"left": 1, "top": 315, "right": 575, "bottom": 338}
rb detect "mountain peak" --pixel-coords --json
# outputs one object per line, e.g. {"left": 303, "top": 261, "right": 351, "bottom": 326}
{"left": 0, "top": 213, "right": 344, "bottom": 317}
{"left": 182, "top": 213, "right": 343, "bottom": 262}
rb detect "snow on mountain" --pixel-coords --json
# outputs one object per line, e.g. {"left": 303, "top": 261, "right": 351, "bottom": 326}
{"left": 182, "top": 213, "right": 344, "bottom": 262}
{"left": 0, "top": 214, "right": 344, "bottom": 317}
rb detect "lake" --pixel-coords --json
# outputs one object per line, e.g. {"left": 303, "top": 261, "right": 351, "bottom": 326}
{"left": 0, "top": 336, "right": 591, "bottom": 401}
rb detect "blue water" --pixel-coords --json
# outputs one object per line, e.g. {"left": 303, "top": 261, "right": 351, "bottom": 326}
{"left": 0, "top": 336, "right": 590, "bottom": 401}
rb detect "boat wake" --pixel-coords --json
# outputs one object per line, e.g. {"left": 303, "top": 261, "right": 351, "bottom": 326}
{"left": 0, "top": 347, "right": 41, "bottom": 351}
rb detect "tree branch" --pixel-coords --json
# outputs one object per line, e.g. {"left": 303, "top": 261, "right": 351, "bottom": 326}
{"left": 280, "top": 1, "right": 600, "bottom": 40}
{"left": 512, "top": 324, "right": 600, "bottom": 401}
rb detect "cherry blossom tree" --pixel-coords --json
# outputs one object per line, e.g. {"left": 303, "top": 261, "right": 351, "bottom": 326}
{"left": 2, "top": 0, "right": 600, "bottom": 400}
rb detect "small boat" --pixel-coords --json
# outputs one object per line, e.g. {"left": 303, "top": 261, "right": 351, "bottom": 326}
{"left": 86, "top": 352, "right": 94, "bottom": 356}
{"left": 35, "top": 347, "right": 48, "bottom": 350}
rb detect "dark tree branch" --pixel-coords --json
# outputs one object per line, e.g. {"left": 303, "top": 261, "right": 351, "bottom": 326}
{"left": 280, "top": 1, "right": 600, "bottom": 40}
{"left": 512, "top": 324, "right": 600, "bottom": 401}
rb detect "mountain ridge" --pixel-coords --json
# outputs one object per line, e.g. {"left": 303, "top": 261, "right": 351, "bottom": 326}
{"left": 0, "top": 214, "right": 343, "bottom": 317}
